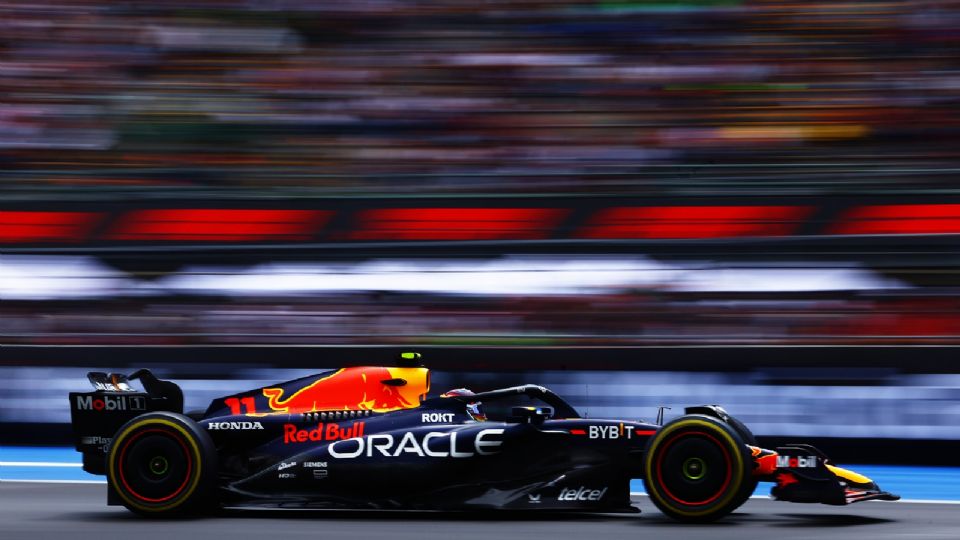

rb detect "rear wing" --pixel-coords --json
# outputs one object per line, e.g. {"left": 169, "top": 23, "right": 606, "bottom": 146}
{"left": 85, "top": 372, "right": 134, "bottom": 392}
{"left": 69, "top": 369, "right": 183, "bottom": 474}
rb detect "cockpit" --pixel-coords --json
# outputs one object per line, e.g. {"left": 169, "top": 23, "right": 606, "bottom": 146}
{"left": 441, "top": 384, "right": 580, "bottom": 422}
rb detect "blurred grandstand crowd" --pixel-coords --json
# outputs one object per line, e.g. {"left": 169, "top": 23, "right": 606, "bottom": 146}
{"left": 2, "top": 0, "right": 959, "bottom": 196}
{"left": 5, "top": 291, "right": 960, "bottom": 345}
{"left": 4, "top": 1, "right": 960, "bottom": 347}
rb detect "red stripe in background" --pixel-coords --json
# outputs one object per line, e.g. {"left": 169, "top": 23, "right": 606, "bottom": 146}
{"left": 0, "top": 211, "right": 101, "bottom": 243}
{"left": 349, "top": 208, "right": 569, "bottom": 241}
{"left": 107, "top": 209, "right": 332, "bottom": 241}
{"left": 830, "top": 204, "right": 960, "bottom": 235}
{"left": 577, "top": 206, "right": 812, "bottom": 239}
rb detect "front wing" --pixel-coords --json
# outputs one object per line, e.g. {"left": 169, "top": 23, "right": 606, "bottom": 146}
{"left": 751, "top": 444, "right": 899, "bottom": 505}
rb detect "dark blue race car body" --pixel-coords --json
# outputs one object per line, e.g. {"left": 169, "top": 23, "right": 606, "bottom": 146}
{"left": 69, "top": 357, "right": 898, "bottom": 521}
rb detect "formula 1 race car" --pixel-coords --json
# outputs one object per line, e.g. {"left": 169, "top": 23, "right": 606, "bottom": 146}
{"left": 69, "top": 353, "right": 898, "bottom": 521}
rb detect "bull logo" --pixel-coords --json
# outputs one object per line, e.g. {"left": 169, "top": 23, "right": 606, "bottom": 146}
{"left": 262, "top": 366, "right": 430, "bottom": 413}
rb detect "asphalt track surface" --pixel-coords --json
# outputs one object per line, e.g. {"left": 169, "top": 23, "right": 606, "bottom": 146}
{"left": 3, "top": 482, "right": 957, "bottom": 540}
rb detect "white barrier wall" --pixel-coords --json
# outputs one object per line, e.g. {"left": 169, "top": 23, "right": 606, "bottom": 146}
{"left": 4, "top": 367, "right": 960, "bottom": 440}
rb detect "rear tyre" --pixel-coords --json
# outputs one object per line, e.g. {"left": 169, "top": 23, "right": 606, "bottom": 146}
{"left": 643, "top": 414, "right": 753, "bottom": 522}
{"left": 107, "top": 412, "right": 217, "bottom": 516}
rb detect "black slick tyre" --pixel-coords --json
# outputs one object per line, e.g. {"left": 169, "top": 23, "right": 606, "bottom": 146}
{"left": 107, "top": 411, "right": 217, "bottom": 516}
{"left": 643, "top": 414, "right": 753, "bottom": 522}
{"left": 724, "top": 413, "right": 760, "bottom": 509}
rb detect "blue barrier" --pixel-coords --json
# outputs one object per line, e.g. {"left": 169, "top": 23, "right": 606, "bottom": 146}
{"left": 4, "top": 446, "right": 960, "bottom": 501}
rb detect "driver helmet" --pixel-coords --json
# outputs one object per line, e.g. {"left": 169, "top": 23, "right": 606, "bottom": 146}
{"left": 440, "top": 388, "right": 487, "bottom": 421}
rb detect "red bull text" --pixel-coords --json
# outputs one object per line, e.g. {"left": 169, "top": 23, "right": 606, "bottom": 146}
{"left": 283, "top": 421, "right": 365, "bottom": 444}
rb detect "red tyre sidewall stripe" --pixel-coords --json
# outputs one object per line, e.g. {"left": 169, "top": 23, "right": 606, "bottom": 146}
{"left": 655, "top": 430, "right": 732, "bottom": 506}
{"left": 117, "top": 428, "right": 193, "bottom": 504}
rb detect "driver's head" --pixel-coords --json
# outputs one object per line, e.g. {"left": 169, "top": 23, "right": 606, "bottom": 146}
{"left": 441, "top": 388, "right": 486, "bottom": 421}
{"left": 465, "top": 401, "right": 486, "bottom": 422}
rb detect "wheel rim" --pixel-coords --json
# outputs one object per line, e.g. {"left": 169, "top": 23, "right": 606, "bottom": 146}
{"left": 149, "top": 456, "right": 169, "bottom": 477}
{"left": 655, "top": 430, "right": 732, "bottom": 506}
{"left": 682, "top": 457, "right": 707, "bottom": 480}
{"left": 118, "top": 429, "right": 193, "bottom": 504}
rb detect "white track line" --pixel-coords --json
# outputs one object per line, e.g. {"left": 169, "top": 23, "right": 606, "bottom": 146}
{"left": 0, "top": 462, "right": 82, "bottom": 467}
{"left": 630, "top": 492, "right": 960, "bottom": 504}
{"left": 0, "top": 479, "right": 106, "bottom": 484}
{"left": 881, "top": 498, "right": 960, "bottom": 505}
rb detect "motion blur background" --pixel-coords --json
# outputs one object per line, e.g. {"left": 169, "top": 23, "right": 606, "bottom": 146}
{"left": 2, "top": 0, "right": 960, "bottom": 463}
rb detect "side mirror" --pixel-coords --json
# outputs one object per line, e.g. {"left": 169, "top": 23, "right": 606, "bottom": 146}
{"left": 511, "top": 406, "right": 553, "bottom": 425}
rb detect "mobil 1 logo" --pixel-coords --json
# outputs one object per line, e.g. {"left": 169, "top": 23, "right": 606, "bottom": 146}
{"left": 75, "top": 394, "right": 146, "bottom": 412}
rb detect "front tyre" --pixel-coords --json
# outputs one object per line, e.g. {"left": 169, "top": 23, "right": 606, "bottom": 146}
{"left": 107, "top": 412, "right": 217, "bottom": 516}
{"left": 724, "top": 413, "right": 760, "bottom": 509}
{"left": 643, "top": 415, "right": 753, "bottom": 522}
